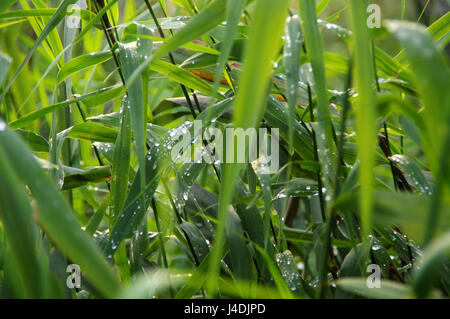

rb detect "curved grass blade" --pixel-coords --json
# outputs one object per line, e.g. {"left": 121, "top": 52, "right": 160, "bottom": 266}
{"left": 179, "top": 221, "right": 209, "bottom": 263}
{"left": 386, "top": 21, "right": 450, "bottom": 178}
{"left": 152, "top": 0, "right": 226, "bottom": 61}
{"left": 15, "top": 129, "right": 49, "bottom": 152}
{"left": 413, "top": 232, "right": 450, "bottom": 298}
{"left": 9, "top": 85, "right": 124, "bottom": 129}
{"left": 57, "top": 51, "right": 111, "bottom": 83}
{"left": 276, "top": 250, "right": 308, "bottom": 297}
{"left": 149, "top": 60, "right": 222, "bottom": 99}
{"left": 390, "top": 154, "right": 432, "bottom": 195}
{"left": 337, "top": 278, "right": 412, "bottom": 299}
{"left": 0, "top": 121, "right": 120, "bottom": 297}
{"left": 0, "top": 149, "right": 43, "bottom": 298}
{"left": 62, "top": 166, "right": 111, "bottom": 190}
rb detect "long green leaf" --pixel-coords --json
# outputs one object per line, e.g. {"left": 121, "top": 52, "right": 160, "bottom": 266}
{"left": 0, "top": 121, "right": 120, "bottom": 297}
{"left": 208, "top": 0, "right": 291, "bottom": 294}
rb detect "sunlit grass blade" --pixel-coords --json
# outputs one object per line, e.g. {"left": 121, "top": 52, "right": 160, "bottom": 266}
{"left": 0, "top": 0, "right": 78, "bottom": 106}
{"left": 0, "top": 148, "right": 43, "bottom": 298}
{"left": 57, "top": 51, "right": 111, "bottom": 83}
{"left": 284, "top": 14, "right": 302, "bottom": 155}
{"left": 110, "top": 97, "right": 131, "bottom": 221}
{"left": 207, "top": 0, "right": 291, "bottom": 296}
{"left": 347, "top": 0, "right": 378, "bottom": 239}
{"left": 299, "top": 0, "right": 336, "bottom": 192}
{"left": 151, "top": 0, "right": 226, "bottom": 61}
{"left": 8, "top": 85, "right": 124, "bottom": 129}
{"left": 0, "top": 121, "right": 120, "bottom": 297}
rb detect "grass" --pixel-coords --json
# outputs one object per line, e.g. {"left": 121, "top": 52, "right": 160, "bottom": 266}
{"left": 0, "top": 0, "right": 449, "bottom": 299}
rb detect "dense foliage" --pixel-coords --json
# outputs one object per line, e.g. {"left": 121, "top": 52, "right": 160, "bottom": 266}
{"left": 0, "top": 0, "right": 449, "bottom": 299}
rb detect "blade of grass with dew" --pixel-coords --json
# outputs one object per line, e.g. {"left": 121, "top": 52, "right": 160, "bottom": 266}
{"left": 252, "top": 161, "right": 275, "bottom": 252}
{"left": 347, "top": 0, "right": 378, "bottom": 239}
{"left": 276, "top": 250, "right": 308, "bottom": 297}
{"left": 284, "top": 14, "right": 302, "bottom": 155}
{"left": 179, "top": 222, "right": 210, "bottom": 263}
{"left": 386, "top": 21, "right": 450, "bottom": 181}
{"left": 265, "top": 96, "right": 315, "bottom": 160}
{"left": 110, "top": 97, "right": 132, "bottom": 222}
{"left": 299, "top": 0, "right": 336, "bottom": 192}
{"left": 207, "top": 0, "right": 291, "bottom": 296}
{"left": 103, "top": 122, "right": 202, "bottom": 258}
{"left": 389, "top": 154, "right": 431, "bottom": 195}
{"left": 386, "top": 21, "right": 450, "bottom": 244}
{"left": 119, "top": 43, "right": 147, "bottom": 231}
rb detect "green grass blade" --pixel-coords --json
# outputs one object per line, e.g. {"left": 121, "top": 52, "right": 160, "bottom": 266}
{"left": 119, "top": 43, "right": 147, "bottom": 235}
{"left": 413, "top": 232, "right": 450, "bottom": 298}
{"left": 110, "top": 97, "right": 132, "bottom": 221}
{"left": 9, "top": 85, "right": 124, "bottom": 129}
{"left": 0, "top": 0, "right": 17, "bottom": 14}
{"left": 284, "top": 14, "right": 302, "bottom": 155}
{"left": 149, "top": 60, "right": 222, "bottom": 98}
{"left": 207, "top": 0, "right": 291, "bottom": 295}
{"left": 347, "top": 0, "right": 378, "bottom": 238}
{"left": 386, "top": 21, "right": 450, "bottom": 178}
{"left": 337, "top": 278, "right": 412, "bottom": 299}
{"left": 0, "top": 121, "right": 121, "bottom": 297}
{"left": 299, "top": 0, "right": 336, "bottom": 192}
{"left": 57, "top": 51, "right": 111, "bottom": 83}
{"left": 0, "top": 148, "right": 43, "bottom": 298}
{"left": 152, "top": 0, "right": 226, "bottom": 61}
{"left": 0, "top": 52, "right": 12, "bottom": 87}
{"left": 0, "top": 0, "right": 78, "bottom": 106}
